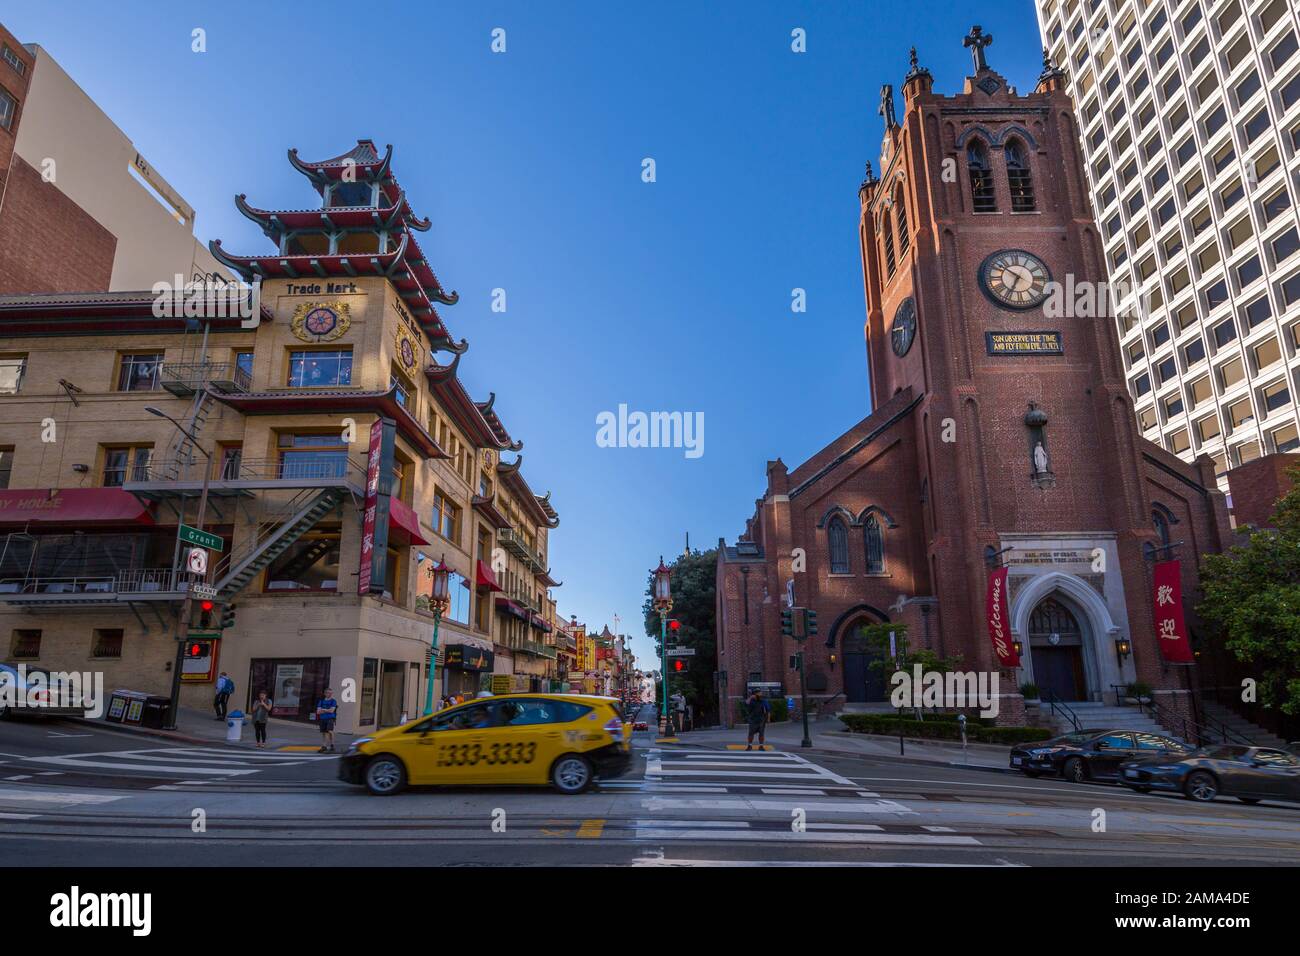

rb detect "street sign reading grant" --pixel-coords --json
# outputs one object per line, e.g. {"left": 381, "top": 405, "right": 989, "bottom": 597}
{"left": 985, "top": 331, "right": 1064, "bottom": 355}
{"left": 178, "top": 525, "right": 223, "bottom": 552}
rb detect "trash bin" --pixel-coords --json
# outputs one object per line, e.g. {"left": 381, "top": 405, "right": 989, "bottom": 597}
{"left": 140, "top": 694, "right": 171, "bottom": 730}
{"left": 226, "top": 710, "right": 244, "bottom": 743}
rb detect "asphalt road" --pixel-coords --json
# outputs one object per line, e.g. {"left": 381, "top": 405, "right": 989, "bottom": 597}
{"left": 1, "top": 706, "right": 1297, "bottom": 866}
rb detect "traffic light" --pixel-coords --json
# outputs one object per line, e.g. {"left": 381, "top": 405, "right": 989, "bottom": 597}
{"left": 198, "top": 600, "right": 214, "bottom": 629}
{"left": 672, "top": 659, "right": 690, "bottom": 673}
{"left": 185, "top": 641, "right": 206, "bottom": 660}
{"left": 220, "top": 603, "right": 237, "bottom": 630}
{"left": 805, "top": 609, "right": 818, "bottom": 637}
{"left": 668, "top": 619, "right": 680, "bottom": 632}
{"left": 781, "top": 608, "right": 793, "bottom": 637}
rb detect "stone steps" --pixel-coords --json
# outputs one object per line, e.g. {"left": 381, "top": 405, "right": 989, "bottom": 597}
{"left": 1029, "top": 702, "right": 1169, "bottom": 736}
{"left": 1198, "top": 702, "right": 1291, "bottom": 749}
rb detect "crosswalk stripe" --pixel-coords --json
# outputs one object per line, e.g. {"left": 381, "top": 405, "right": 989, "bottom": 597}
{"left": 633, "top": 857, "right": 1013, "bottom": 867}
{"left": 632, "top": 828, "right": 980, "bottom": 845}
{"left": 0, "top": 811, "right": 40, "bottom": 819}
{"left": 25, "top": 756, "right": 258, "bottom": 776}
{"left": 806, "top": 822, "right": 885, "bottom": 831}
{"left": 641, "top": 797, "right": 915, "bottom": 814}
{"left": 761, "top": 788, "right": 827, "bottom": 795}
{"left": 0, "top": 788, "right": 126, "bottom": 805}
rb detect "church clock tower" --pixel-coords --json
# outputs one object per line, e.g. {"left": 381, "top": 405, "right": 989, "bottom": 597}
{"left": 857, "top": 32, "right": 1174, "bottom": 714}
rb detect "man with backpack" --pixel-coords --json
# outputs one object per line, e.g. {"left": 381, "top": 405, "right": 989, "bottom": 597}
{"left": 744, "top": 688, "right": 769, "bottom": 751}
{"left": 213, "top": 672, "right": 234, "bottom": 720}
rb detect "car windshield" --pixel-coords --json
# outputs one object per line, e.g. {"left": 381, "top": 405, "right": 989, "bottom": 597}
{"left": 1202, "top": 745, "right": 1251, "bottom": 761}
{"left": 1052, "top": 732, "right": 1093, "bottom": 745}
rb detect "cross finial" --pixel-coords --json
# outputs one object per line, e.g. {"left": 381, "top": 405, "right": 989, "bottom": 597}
{"left": 862, "top": 161, "right": 875, "bottom": 186}
{"left": 878, "top": 84, "right": 896, "bottom": 128}
{"left": 963, "top": 25, "right": 993, "bottom": 73}
{"left": 909, "top": 46, "right": 919, "bottom": 72}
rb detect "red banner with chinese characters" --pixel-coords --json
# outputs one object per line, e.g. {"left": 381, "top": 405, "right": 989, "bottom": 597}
{"left": 986, "top": 566, "right": 1020, "bottom": 667}
{"left": 357, "top": 419, "right": 383, "bottom": 595}
{"left": 1152, "top": 560, "right": 1194, "bottom": 663}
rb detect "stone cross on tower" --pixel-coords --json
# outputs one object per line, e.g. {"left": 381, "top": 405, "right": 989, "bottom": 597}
{"left": 963, "top": 25, "right": 993, "bottom": 73}
{"left": 879, "top": 84, "right": 896, "bottom": 129}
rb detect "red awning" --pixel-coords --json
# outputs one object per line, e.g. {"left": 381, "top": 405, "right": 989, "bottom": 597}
{"left": 0, "top": 488, "right": 153, "bottom": 526}
{"left": 387, "top": 498, "right": 429, "bottom": 546}
{"left": 476, "top": 559, "right": 503, "bottom": 592}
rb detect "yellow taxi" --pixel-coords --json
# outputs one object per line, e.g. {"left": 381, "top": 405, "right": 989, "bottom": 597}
{"left": 339, "top": 693, "right": 632, "bottom": 795}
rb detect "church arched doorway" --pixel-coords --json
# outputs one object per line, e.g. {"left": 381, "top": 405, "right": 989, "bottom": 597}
{"left": 841, "top": 622, "right": 888, "bottom": 703}
{"left": 1027, "top": 596, "right": 1087, "bottom": 701}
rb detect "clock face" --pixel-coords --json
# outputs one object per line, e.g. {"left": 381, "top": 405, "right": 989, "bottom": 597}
{"left": 891, "top": 298, "right": 917, "bottom": 357}
{"left": 980, "top": 250, "right": 1051, "bottom": 309}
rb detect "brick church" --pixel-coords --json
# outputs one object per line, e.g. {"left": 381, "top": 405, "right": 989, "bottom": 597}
{"left": 715, "top": 32, "right": 1234, "bottom": 726}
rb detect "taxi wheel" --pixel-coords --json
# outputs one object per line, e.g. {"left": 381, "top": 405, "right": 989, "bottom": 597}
{"left": 551, "top": 754, "right": 593, "bottom": 794}
{"left": 363, "top": 754, "right": 407, "bottom": 796}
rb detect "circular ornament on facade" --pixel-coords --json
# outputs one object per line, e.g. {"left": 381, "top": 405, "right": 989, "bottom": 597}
{"left": 394, "top": 324, "right": 420, "bottom": 374}
{"left": 290, "top": 301, "right": 352, "bottom": 342}
{"left": 979, "top": 249, "right": 1052, "bottom": 310}
{"left": 891, "top": 297, "right": 917, "bottom": 357}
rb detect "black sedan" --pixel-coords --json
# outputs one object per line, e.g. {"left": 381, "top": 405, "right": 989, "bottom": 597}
{"left": 1009, "top": 729, "right": 1193, "bottom": 783}
{"left": 1119, "top": 745, "right": 1300, "bottom": 804}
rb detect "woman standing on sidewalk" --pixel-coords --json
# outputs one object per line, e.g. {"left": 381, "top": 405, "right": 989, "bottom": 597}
{"left": 251, "top": 690, "right": 273, "bottom": 749}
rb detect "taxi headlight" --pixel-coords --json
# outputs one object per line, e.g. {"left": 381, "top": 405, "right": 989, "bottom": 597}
{"left": 348, "top": 737, "right": 374, "bottom": 752}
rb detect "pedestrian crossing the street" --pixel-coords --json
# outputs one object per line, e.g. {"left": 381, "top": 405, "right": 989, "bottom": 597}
{"left": 18, "top": 745, "right": 337, "bottom": 784}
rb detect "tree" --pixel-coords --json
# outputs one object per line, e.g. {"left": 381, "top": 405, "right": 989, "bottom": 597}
{"left": 856, "top": 622, "right": 964, "bottom": 718}
{"left": 1198, "top": 463, "right": 1300, "bottom": 716}
{"left": 642, "top": 549, "right": 718, "bottom": 722}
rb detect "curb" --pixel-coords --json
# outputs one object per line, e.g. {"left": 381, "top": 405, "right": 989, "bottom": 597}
{"left": 654, "top": 734, "right": 1014, "bottom": 774}
{"left": 65, "top": 715, "right": 335, "bottom": 752}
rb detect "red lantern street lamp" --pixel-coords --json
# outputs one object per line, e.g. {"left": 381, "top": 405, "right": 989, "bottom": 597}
{"left": 424, "top": 555, "right": 451, "bottom": 715}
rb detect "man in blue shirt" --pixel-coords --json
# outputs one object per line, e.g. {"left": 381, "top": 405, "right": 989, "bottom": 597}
{"left": 316, "top": 688, "right": 338, "bottom": 752}
{"left": 213, "top": 672, "right": 234, "bottom": 721}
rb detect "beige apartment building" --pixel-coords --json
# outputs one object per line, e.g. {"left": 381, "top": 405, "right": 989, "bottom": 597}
{"left": 0, "top": 141, "right": 563, "bottom": 733}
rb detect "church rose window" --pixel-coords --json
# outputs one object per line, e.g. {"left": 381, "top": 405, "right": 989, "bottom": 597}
{"left": 828, "top": 517, "right": 850, "bottom": 574}
{"left": 967, "top": 141, "right": 996, "bottom": 212}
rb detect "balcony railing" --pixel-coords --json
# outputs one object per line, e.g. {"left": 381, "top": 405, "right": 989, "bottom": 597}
{"left": 159, "top": 361, "right": 251, "bottom": 397}
{"left": 126, "top": 455, "right": 365, "bottom": 492}
{"left": 0, "top": 567, "right": 201, "bottom": 603}
{"left": 520, "top": 640, "right": 558, "bottom": 660}
{"left": 497, "top": 528, "right": 545, "bottom": 572}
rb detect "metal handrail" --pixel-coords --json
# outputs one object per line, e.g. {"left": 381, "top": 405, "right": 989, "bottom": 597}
{"left": 210, "top": 487, "right": 335, "bottom": 582}
{"left": 130, "top": 455, "right": 364, "bottom": 486}
{"left": 1109, "top": 683, "right": 1253, "bottom": 747}
{"left": 160, "top": 361, "right": 251, "bottom": 393}
{"left": 0, "top": 567, "right": 197, "bottom": 596}
{"left": 1041, "top": 689, "right": 1082, "bottom": 732}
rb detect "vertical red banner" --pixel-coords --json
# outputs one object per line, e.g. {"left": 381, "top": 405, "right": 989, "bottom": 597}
{"left": 986, "top": 566, "right": 1020, "bottom": 667}
{"left": 1152, "top": 559, "right": 1194, "bottom": 663}
{"left": 357, "top": 419, "right": 383, "bottom": 595}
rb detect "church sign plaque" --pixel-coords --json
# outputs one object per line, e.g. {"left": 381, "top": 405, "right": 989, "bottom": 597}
{"left": 985, "top": 331, "right": 1063, "bottom": 355}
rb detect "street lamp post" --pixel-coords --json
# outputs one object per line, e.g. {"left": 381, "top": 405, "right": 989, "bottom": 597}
{"left": 147, "top": 405, "right": 211, "bottom": 732}
{"left": 651, "top": 556, "right": 673, "bottom": 734}
{"left": 424, "top": 555, "right": 451, "bottom": 715}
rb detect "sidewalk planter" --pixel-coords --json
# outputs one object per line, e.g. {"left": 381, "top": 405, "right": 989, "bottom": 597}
{"left": 839, "top": 713, "right": 1053, "bottom": 745}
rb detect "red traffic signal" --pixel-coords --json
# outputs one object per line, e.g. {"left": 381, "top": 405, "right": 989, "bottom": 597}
{"left": 669, "top": 619, "right": 681, "bottom": 631}
{"left": 186, "top": 642, "right": 205, "bottom": 658}
{"left": 200, "top": 600, "right": 214, "bottom": 612}
{"left": 673, "top": 659, "right": 689, "bottom": 673}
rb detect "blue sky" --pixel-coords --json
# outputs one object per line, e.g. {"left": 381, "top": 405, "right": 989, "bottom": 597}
{"left": 7, "top": 0, "right": 1045, "bottom": 666}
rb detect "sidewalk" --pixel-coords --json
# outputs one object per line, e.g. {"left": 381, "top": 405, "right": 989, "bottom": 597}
{"left": 75, "top": 705, "right": 355, "bottom": 752}
{"left": 667, "top": 717, "right": 1013, "bottom": 771}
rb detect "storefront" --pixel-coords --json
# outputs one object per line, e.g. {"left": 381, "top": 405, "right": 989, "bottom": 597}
{"left": 248, "top": 657, "right": 331, "bottom": 722}
{"left": 442, "top": 642, "right": 494, "bottom": 698}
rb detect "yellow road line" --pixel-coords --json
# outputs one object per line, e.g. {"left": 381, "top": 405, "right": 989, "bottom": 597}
{"left": 655, "top": 737, "right": 679, "bottom": 743}
{"left": 576, "top": 818, "right": 605, "bottom": 839}
{"left": 725, "top": 744, "right": 774, "bottom": 751}
{"left": 277, "top": 745, "right": 323, "bottom": 752}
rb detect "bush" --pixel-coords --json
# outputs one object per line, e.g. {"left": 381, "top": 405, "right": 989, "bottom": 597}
{"left": 1124, "top": 681, "right": 1153, "bottom": 701}
{"left": 1019, "top": 682, "right": 1040, "bottom": 700}
{"left": 838, "top": 712, "right": 1052, "bottom": 745}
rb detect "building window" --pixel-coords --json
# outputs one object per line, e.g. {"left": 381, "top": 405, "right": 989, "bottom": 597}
{"left": 1188, "top": 375, "right": 1213, "bottom": 406}
{"left": 10, "top": 629, "right": 40, "bottom": 659}
{"left": 0, "top": 354, "right": 26, "bottom": 394}
{"left": 102, "top": 445, "right": 151, "bottom": 487}
{"left": 1, "top": 45, "right": 25, "bottom": 76}
{"left": 218, "top": 443, "right": 242, "bottom": 480}
{"left": 967, "top": 141, "right": 996, "bottom": 213}
{"left": 116, "top": 353, "right": 163, "bottom": 392}
{"left": 91, "top": 629, "right": 124, "bottom": 659}
{"left": 388, "top": 369, "right": 410, "bottom": 408}
{"left": 1005, "top": 139, "right": 1035, "bottom": 212}
{"left": 1153, "top": 510, "right": 1171, "bottom": 549}
{"left": 264, "top": 527, "right": 342, "bottom": 591}
{"left": 881, "top": 211, "right": 896, "bottom": 278}
{"left": 432, "top": 488, "right": 461, "bottom": 542}
{"left": 277, "top": 432, "right": 348, "bottom": 479}
{"left": 1271, "top": 423, "right": 1299, "bottom": 453}
{"left": 1262, "top": 379, "right": 1291, "bottom": 414}
{"left": 1272, "top": 227, "right": 1300, "bottom": 265}
{"left": 234, "top": 351, "right": 254, "bottom": 388}
{"left": 864, "top": 514, "right": 885, "bottom": 574}
{"left": 894, "top": 188, "right": 910, "bottom": 257}
{"left": 287, "top": 349, "right": 352, "bottom": 388}
{"left": 1245, "top": 296, "right": 1272, "bottom": 329}
{"left": 0, "top": 89, "right": 14, "bottom": 131}
{"left": 827, "top": 517, "right": 850, "bottom": 574}
{"left": 0, "top": 446, "right": 12, "bottom": 489}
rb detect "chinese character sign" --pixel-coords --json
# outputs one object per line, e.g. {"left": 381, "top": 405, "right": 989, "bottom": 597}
{"left": 358, "top": 417, "right": 396, "bottom": 595}
{"left": 1152, "top": 560, "right": 1194, "bottom": 663}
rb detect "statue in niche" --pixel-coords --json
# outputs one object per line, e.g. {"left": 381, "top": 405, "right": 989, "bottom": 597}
{"left": 1033, "top": 441, "right": 1049, "bottom": 475}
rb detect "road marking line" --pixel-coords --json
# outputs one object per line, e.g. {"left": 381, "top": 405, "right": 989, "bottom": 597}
{"left": 277, "top": 745, "right": 326, "bottom": 752}
{"left": 806, "top": 823, "right": 886, "bottom": 831}
{"left": 0, "top": 811, "right": 40, "bottom": 819}
{"left": 33, "top": 772, "right": 63, "bottom": 777}
{"left": 923, "top": 825, "right": 956, "bottom": 832}
{"left": 761, "top": 788, "right": 827, "bottom": 795}
{"left": 632, "top": 828, "right": 980, "bottom": 845}
{"left": 3, "top": 775, "right": 32, "bottom": 781}
{"left": 633, "top": 819, "right": 751, "bottom": 829}
{"left": 633, "top": 858, "right": 1012, "bottom": 867}
{"left": 0, "top": 789, "right": 125, "bottom": 805}
{"left": 724, "top": 744, "right": 775, "bottom": 751}
{"left": 647, "top": 768, "right": 847, "bottom": 780}
{"left": 641, "top": 797, "right": 916, "bottom": 815}
{"left": 24, "top": 756, "right": 258, "bottom": 776}
{"left": 576, "top": 818, "right": 605, "bottom": 838}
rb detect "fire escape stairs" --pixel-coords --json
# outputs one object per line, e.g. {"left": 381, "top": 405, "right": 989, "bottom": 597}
{"left": 213, "top": 488, "right": 344, "bottom": 598}
{"left": 162, "top": 388, "right": 215, "bottom": 481}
